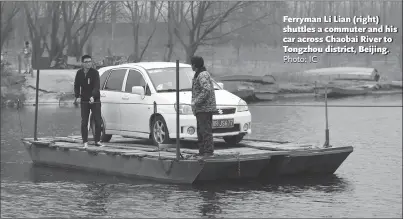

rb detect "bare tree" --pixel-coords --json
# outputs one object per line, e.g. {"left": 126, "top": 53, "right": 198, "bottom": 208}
{"left": 122, "top": 1, "right": 163, "bottom": 62}
{"left": 24, "top": 2, "right": 54, "bottom": 65}
{"left": 0, "top": 2, "right": 21, "bottom": 50}
{"left": 172, "top": 1, "right": 267, "bottom": 63}
{"left": 46, "top": 2, "right": 62, "bottom": 63}
{"left": 162, "top": 2, "right": 176, "bottom": 61}
{"left": 149, "top": 1, "right": 156, "bottom": 23}
{"left": 60, "top": 1, "right": 107, "bottom": 61}
{"left": 23, "top": 1, "right": 105, "bottom": 65}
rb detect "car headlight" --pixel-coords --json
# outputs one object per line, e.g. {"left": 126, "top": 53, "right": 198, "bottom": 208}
{"left": 174, "top": 103, "right": 193, "bottom": 115}
{"left": 237, "top": 99, "right": 248, "bottom": 112}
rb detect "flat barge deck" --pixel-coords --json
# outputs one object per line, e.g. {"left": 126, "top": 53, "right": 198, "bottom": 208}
{"left": 22, "top": 136, "right": 353, "bottom": 184}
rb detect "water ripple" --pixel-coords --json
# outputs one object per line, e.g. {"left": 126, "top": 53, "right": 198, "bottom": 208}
{"left": 1, "top": 95, "right": 402, "bottom": 218}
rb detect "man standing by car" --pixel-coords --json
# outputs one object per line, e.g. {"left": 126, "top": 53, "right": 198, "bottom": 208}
{"left": 74, "top": 55, "right": 103, "bottom": 148}
{"left": 190, "top": 56, "right": 217, "bottom": 156}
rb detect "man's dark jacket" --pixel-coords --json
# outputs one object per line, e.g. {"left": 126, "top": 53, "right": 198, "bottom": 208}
{"left": 74, "top": 68, "right": 101, "bottom": 101}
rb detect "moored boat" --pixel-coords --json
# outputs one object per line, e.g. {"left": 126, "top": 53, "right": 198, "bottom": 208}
{"left": 307, "top": 67, "right": 381, "bottom": 98}
{"left": 215, "top": 74, "right": 276, "bottom": 84}
{"left": 254, "top": 90, "right": 278, "bottom": 101}
{"left": 315, "top": 85, "right": 371, "bottom": 98}
{"left": 303, "top": 67, "right": 379, "bottom": 81}
{"left": 234, "top": 84, "right": 256, "bottom": 101}
{"left": 218, "top": 81, "right": 256, "bottom": 101}
{"left": 390, "top": 80, "right": 403, "bottom": 89}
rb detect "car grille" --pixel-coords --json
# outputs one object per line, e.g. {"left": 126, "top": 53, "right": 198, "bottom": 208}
{"left": 212, "top": 108, "right": 236, "bottom": 115}
{"left": 213, "top": 124, "right": 240, "bottom": 133}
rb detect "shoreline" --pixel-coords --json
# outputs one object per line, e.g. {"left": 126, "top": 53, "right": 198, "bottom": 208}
{"left": 1, "top": 69, "right": 402, "bottom": 109}
{"left": 8, "top": 88, "right": 402, "bottom": 109}
{"left": 242, "top": 89, "right": 402, "bottom": 104}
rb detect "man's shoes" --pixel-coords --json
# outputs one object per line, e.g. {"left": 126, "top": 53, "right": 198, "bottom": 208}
{"left": 83, "top": 142, "right": 88, "bottom": 148}
{"left": 95, "top": 141, "right": 104, "bottom": 147}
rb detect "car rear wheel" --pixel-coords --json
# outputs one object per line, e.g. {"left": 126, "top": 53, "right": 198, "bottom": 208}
{"left": 90, "top": 115, "right": 112, "bottom": 142}
{"left": 151, "top": 115, "right": 170, "bottom": 146}
{"left": 223, "top": 134, "right": 245, "bottom": 145}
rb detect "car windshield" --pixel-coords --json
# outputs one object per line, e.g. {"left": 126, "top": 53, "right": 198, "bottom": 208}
{"left": 147, "top": 67, "right": 221, "bottom": 92}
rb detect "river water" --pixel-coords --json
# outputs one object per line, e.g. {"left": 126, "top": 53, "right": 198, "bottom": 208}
{"left": 1, "top": 95, "right": 402, "bottom": 218}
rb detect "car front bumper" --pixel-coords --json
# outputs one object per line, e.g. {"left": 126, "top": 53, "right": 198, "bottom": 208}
{"left": 164, "top": 111, "right": 252, "bottom": 139}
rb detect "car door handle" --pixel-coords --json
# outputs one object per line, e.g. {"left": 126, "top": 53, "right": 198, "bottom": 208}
{"left": 122, "top": 96, "right": 129, "bottom": 100}
{"left": 101, "top": 93, "right": 106, "bottom": 97}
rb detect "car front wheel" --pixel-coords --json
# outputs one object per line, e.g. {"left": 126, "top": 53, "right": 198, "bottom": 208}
{"left": 223, "top": 134, "right": 245, "bottom": 145}
{"left": 90, "top": 115, "right": 112, "bottom": 142}
{"left": 151, "top": 115, "right": 170, "bottom": 146}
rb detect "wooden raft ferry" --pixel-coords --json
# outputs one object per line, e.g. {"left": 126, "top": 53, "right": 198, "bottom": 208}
{"left": 22, "top": 136, "right": 353, "bottom": 184}
{"left": 23, "top": 61, "right": 353, "bottom": 184}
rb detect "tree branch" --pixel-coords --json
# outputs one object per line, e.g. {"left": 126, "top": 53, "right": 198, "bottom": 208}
{"left": 203, "top": 13, "right": 271, "bottom": 42}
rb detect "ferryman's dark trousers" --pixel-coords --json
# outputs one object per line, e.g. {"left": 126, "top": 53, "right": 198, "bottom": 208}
{"left": 196, "top": 112, "right": 214, "bottom": 154}
{"left": 81, "top": 101, "right": 102, "bottom": 143}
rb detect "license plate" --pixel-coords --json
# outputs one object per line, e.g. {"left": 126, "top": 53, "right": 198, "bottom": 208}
{"left": 213, "top": 119, "right": 234, "bottom": 128}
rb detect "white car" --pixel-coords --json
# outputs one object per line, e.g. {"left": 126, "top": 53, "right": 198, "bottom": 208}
{"left": 89, "top": 62, "right": 252, "bottom": 146}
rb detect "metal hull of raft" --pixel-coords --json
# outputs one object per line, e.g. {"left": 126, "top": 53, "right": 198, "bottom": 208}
{"left": 21, "top": 136, "right": 353, "bottom": 184}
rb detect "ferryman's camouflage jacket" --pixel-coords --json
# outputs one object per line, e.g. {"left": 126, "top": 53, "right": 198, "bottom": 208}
{"left": 191, "top": 70, "right": 217, "bottom": 114}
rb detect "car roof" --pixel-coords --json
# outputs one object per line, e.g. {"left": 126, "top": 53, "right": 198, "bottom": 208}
{"left": 102, "top": 61, "right": 190, "bottom": 70}
{"left": 98, "top": 62, "right": 192, "bottom": 75}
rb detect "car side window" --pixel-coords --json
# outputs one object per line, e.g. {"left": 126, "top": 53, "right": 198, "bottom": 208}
{"left": 104, "top": 69, "right": 127, "bottom": 92}
{"left": 125, "top": 69, "right": 150, "bottom": 95}
{"left": 99, "top": 70, "right": 111, "bottom": 90}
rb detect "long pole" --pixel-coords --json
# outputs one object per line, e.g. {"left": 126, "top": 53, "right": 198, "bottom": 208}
{"left": 323, "top": 84, "right": 330, "bottom": 147}
{"left": 176, "top": 60, "right": 180, "bottom": 160}
{"left": 34, "top": 69, "right": 40, "bottom": 141}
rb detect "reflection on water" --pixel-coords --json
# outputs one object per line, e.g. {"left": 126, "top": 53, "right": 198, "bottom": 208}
{"left": 80, "top": 183, "right": 110, "bottom": 216}
{"left": 198, "top": 189, "right": 222, "bottom": 218}
{"left": 1, "top": 95, "right": 402, "bottom": 218}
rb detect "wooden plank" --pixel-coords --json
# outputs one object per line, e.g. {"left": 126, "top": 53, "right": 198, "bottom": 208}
{"left": 99, "top": 143, "right": 158, "bottom": 152}
{"left": 66, "top": 135, "right": 159, "bottom": 150}
{"left": 241, "top": 140, "right": 315, "bottom": 151}
{"left": 30, "top": 135, "right": 317, "bottom": 155}
{"left": 52, "top": 140, "right": 159, "bottom": 152}
{"left": 53, "top": 142, "right": 85, "bottom": 149}
{"left": 241, "top": 140, "right": 284, "bottom": 147}
{"left": 54, "top": 137, "right": 82, "bottom": 143}
{"left": 121, "top": 152, "right": 148, "bottom": 158}
{"left": 244, "top": 144, "right": 315, "bottom": 151}
{"left": 163, "top": 148, "right": 199, "bottom": 154}
{"left": 123, "top": 150, "right": 178, "bottom": 159}
{"left": 216, "top": 147, "right": 278, "bottom": 156}
{"left": 236, "top": 138, "right": 290, "bottom": 144}
{"left": 163, "top": 147, "right": 285, "bottom": 159}
{"left": 52, "top": 142, "right": 157, "bottom": 153}
{"left": 84, "top": 147, "right": 145, "bottom": 155}
{"left": 51, "top": 142, "right": 179, "bottom": 159}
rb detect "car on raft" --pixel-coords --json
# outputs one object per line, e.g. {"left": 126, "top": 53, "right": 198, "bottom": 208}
{"left": 89, "top": 62, "right": 252, "bottom": 146}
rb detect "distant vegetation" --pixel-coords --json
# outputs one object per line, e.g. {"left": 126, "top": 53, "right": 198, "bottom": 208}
{"left": 1, "top": 1, "right": 402, "bottom": 80}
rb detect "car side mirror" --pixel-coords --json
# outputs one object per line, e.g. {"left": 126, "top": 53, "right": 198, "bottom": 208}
{"left": 132, "top": 86, "right": 145, "bottom": 98}
{"left": 217, "top": 82, "right": 224, "bottom": 89}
